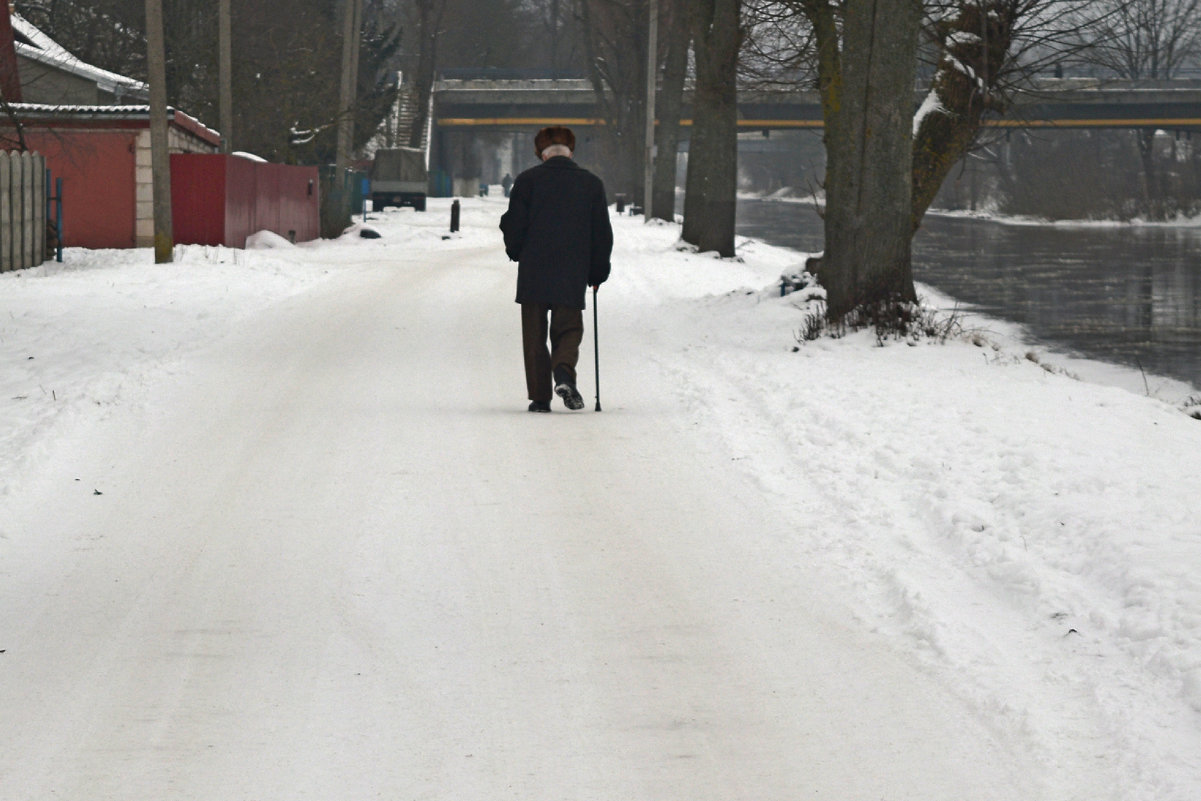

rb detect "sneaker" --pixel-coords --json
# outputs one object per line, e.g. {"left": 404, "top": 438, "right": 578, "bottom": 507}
{"left": 554, "top": 382, "right": 585, "bottom": 411}
{"left": 528, "top": 400, "right": 552, "bottom": 413}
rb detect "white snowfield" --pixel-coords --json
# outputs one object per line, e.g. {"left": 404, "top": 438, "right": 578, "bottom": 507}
{"left": 1, "top": 197, "right": 1199, "bottom": 800}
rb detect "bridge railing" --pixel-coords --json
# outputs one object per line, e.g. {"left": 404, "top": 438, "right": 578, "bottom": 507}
{"left": 431, "top": 77, "right": 1201, "bottom": 132}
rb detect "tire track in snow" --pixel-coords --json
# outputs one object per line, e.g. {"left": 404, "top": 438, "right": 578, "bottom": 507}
{"left": 630, "top": 285, "right": 1199, "bottom": 801}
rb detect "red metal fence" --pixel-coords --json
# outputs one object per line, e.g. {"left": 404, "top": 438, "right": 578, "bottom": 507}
{"left": 171, "top": 154, "right": 319, "bottom": 247}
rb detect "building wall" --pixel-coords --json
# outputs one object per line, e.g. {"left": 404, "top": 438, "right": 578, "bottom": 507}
{"left": 15, "top": 54, "right": 102, "bottom": 104}
{"left": 23, "top": 128, "right": 138, "bottom": 248}
{"left": 134, "top": 124, "right": 219, "bottom": 246}
{"left": 17, "top": 118, "right": 219, "bottom": 249}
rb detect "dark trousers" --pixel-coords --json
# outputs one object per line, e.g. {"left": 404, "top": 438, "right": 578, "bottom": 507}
{"left": 521, "top": 303, "right": 583, "bottom": 402}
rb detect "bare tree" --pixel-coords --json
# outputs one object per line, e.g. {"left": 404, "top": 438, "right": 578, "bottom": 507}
{"left": 145, "top": 0, "right": 172, "bottom": 263}
{"left": 680, "top": 0, "right": 744, "bottom": 257}
{"left": 912, "top": 0, "right": 1105, "bottom": 228}
{"left": 579, "top": 0, "right": 653, "bottom": 198}
{"left": 1067, "top": 0, "right": 1201, "bottom": 79}
{"left": 17, "top": 0, "right": 146, "bottom": 83}
{"left": 0, "top": 97, "right": 27, "bottom": 151}
{"left": 740, "top": 0, "right": 818, "bottom": 87}
{"left": 912, "top": 1, "right": 1026, "bottom": 229}
{"left": 1061, "top": 0, "right": 1201, "bottom": 216}
{"left": 651, "top": 0, "right": 689, "bottom": 221}
{"left": 744, "top": 0, "right": 1102, "bottom": 320}
{"left": 515, "top": 0, "right": 589, "bottom": 74}
{"left": 437, "top": 0, "right": 541, "bottom": 69}
{"left": 798, "top": 0, "right": 922, "bottom": 320}
{"left": 20, "top": 0, "right": 400, "bottom": 165}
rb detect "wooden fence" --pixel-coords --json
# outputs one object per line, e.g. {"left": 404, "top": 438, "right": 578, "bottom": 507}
{"left": 1, "top": 150, "right": 47, "bottom": 272}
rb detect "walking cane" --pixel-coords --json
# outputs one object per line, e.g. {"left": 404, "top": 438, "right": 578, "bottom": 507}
{"left": 592, "top": 285, "right": 602, "bottom": 412}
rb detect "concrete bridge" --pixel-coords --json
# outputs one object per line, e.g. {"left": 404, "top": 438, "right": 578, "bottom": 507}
{"left": 427, "top": 77, "right": 1201, "bottom": 196}
{"left": 432, "top": 77, "right": 1201, "bottom": 133}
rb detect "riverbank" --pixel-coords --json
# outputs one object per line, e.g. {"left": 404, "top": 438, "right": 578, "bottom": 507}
{"left": 746, "top": 187, "right": 1201, "bottom": 228}
{"left": 737, "top": 193, "right": 1201, "bottom": 394}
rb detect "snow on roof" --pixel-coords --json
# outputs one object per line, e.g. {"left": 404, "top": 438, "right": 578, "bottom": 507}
{"left": 7, "top": 103, "right": 222, "bottom": 146}
{"left": 10, "top": 11, "right": 147, "bottom": 98}
{"left": 7, "top": 103, "right": 153, "bottom": 115}
{"left": 435, "top": 78, "right": 596, "bottom": 92}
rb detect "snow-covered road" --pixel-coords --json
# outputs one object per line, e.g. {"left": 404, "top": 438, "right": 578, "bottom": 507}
{"left": 2, "top": 199, "right": 1199, "bottom": 799}
{"left": 0, "top": 224, "right": 1033, "bottom": 799}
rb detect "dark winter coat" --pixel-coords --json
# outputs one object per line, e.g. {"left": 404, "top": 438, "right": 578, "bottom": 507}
{"left": 499, "top": 156, "right": 613, "bottom": 310}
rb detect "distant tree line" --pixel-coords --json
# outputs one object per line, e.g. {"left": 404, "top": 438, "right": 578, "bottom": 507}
{"left": 14, "top": 0, "right": 402, "bottom": 163}
{"left": 899, "top": 0, "right": 1201, "bottom": 222}
{"left": 737, "top": 0, "right": 1201, "bottom": 224}
{"left": 12, "top": 0, "right": 601, "bottom": 162}
{"left": 13, "top": 0, "right": 1201, "bottom": 318}
{"left": 727, "top": 0, "right": 1201, "bottom": 319}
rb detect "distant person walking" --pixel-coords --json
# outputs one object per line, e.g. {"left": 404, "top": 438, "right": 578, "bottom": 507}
{"left": 501, "top": 173, "right": 513, "bottom": 197}
{"left": 500, "top": 126, "right": 613, "bottom": 412}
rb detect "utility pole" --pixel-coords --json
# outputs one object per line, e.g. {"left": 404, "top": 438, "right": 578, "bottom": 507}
{"left": 145, "top": 0, "right": 173, "bottom": 263}
{"left": 218, "top": 0, "right": 233, "bottom": 154}
{"left": 643, "top": 0, "right": 657, "bottom": 218}
{"left": 336, "top": 0, "right": 363, "bottom": 175}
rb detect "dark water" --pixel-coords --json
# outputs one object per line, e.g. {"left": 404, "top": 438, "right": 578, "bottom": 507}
{"left": 736, "top": 199, "right": 1201, "bottom": 390}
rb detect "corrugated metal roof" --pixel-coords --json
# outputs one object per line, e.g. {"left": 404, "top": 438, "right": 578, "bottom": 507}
{"left": 8, "top": 103, "right": 158, "bottom": 117}
{"left": 7, "top": 104, "right": 223, "bottom": 146}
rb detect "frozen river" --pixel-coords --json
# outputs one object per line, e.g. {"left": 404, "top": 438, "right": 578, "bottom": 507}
{"left": 736, "top": 198, "right": 1201, "bottom": 390}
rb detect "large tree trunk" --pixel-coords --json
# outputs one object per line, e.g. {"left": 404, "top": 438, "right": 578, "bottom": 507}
{"left": 651, "top": 0, "right": 689, "bottom": 222}
{"left": 681, "top": 0, "right": 741, "bottom": 257}
{"left": 814, "top": 0, "right": 920, "bottom": 320}
{"left": 145, "top": 0, "right": 173, "bottom": 264}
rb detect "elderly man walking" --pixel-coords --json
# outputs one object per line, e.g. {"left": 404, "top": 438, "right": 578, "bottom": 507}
{"left": 500, "top": 126, "right": 613, "bottom": 412}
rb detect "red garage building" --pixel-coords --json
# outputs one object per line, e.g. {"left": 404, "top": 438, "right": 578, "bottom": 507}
{"left": 11, "top": 105, "right": 219, "bottom": 249}
{"left": 3, "top": 12, "right": 319, "bottom": 252}
{"left": 8, "top": 106, "right": 321, "bottom": 250}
